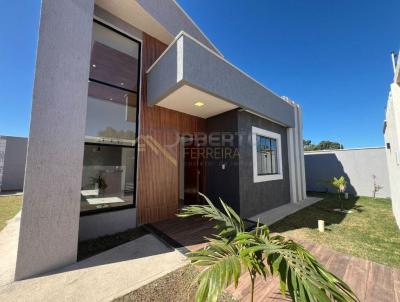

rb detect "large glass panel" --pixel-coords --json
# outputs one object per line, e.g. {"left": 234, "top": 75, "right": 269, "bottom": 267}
{"left": 81, "top": 21, "right": 140, "bottom": 214}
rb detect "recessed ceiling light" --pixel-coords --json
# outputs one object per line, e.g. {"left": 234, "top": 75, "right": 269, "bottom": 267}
{"left": 109, "top": 98, "right": 113, "bottom": 101}
{"left": 194, "top": 101, "right": 205, "bottom": 107}
{"left": 92, "top": 64, "right": 96, "bottom": 68}
{"left": 120, "top": 82, "right": 124, "bottom": 86}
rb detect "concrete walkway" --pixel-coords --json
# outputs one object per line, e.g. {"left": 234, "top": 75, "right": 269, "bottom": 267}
{"left": 250, "top": 196, "right": 323, "bottom": 225}
{"left": 0, "top": 211, "right": 20, "bottom": 287}
{"left": 0, "top": 234, "right": 187, "bottom": 302}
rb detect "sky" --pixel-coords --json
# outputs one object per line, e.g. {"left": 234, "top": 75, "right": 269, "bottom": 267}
{"left": 0, "top": 1, "right": 399, "bottom": 148}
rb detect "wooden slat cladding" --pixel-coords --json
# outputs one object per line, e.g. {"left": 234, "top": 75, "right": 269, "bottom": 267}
{"left": 137, "top": 33, "right": 206, "bottom": 224}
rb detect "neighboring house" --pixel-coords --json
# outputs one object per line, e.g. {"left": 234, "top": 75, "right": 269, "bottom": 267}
{"left": 15, "top": 0, "right": 307, "bottom": 280}
{"left": 0, "top": 136, "right": 27, "bottom": 192}
{"left": 384, "top": 51, "right": 400, "bottom": 228}
{"left": 304, "top": 147, "right": 390, "bottom": 198}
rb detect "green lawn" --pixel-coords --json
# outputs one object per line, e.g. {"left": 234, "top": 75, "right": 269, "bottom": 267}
{"left": 270, "top": 193, "right": 400, "bottom": 267}
{"left": 0, "top": 194, "right": 23, "bottom": 231}
{"left": 2, "top": 193, "right": 399, "bottom": 268}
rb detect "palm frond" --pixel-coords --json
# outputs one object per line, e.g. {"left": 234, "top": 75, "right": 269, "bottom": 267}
{"left": 188, "top": 239, "right": 242, "bottom": 302}
{"left": 241, "top": 230, "right": 359, "bottom": 302}
{"left": 179, "top": 194, "right": 358, "bottom": 302}
{"left": 178, "top": 193, "right": 244, "bottom": 240}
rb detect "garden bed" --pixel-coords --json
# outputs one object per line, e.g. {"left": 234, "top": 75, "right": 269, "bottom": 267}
{"left": 113, "top": 264, "right": 237, "bottom": 302}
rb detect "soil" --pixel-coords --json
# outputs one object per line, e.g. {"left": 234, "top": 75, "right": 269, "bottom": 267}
{"left": 113, "top": 264, "right": 238, "bottom": 302}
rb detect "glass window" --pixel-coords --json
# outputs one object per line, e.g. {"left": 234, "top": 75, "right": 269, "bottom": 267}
{"left": 256, "top": 135, "right": 278, "bottom": 175}
{"left": 90, "top": 22, "right": 139, "bottom": 91}
{"left": 81, "top": 145, "right": 135, "bottom": 212}
{"left": 86, "top": 81, "right": 137, "bottom": 146}
{"left": 81, "top": 20, "right": 140, "bottom": 214}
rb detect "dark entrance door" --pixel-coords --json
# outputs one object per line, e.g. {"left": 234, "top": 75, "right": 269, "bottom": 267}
{"left": 183, "top": 146, "right": 206, "bottom": 205}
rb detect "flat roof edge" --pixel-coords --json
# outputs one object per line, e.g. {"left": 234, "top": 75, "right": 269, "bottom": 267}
{"left": 304, "top": 146, "right": 386, "bottom": 154}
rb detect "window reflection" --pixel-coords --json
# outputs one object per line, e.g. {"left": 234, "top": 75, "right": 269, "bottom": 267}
{"left": 81, "top": 20, "right": 140, "bottom": 214}
{"left": 90, "top": 22, "right": 139, "bottom": 91}
{"left": 256, "top": 135, "right": 279, "bottom": 175}
{"left": 85, "top": 81, "right": 137, "bottom": 145}
{"left": 81, "top": 145, "right": 135, "bottom": 212}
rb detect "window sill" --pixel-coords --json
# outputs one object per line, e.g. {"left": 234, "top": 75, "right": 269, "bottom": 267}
{"left": 80, "top": 204, "right": 135, "bottom": 216}
{"left": 253, "top": 173, "right": 283, "bottom": 183}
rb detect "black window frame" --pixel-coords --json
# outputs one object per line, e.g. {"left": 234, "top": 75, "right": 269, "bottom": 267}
{"left": 80, "top": 19, "right": 142, "bottom": 217}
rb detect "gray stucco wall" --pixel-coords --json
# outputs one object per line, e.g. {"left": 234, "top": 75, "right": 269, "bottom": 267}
{"left": 136, "top": 0, "right": 220, "bottom": 55}
{"left": 238, "top": 111, "right": 291, "bottom": 218}
{"left": 0, "top": 136, "right": 27, "bottom": 192}
{"left": 384, "top": 83, "right": 400, "bottom": 227}
{"left": 183, "top": 37, "right": 294, "bottom": 127}
{"left": 305, "top": 148, "right": 390, "bottom": 198}
{"left": 204, "top": 110, "right": 291, "bottom": 218}
{"left": 16, "top": 0, "right": 95, "bottom": 280}
{"left": 0, "top": 138, "right": 5, "bottom": 190}
{"left": 147, "top": 41, "right": 178, "bottom": 102}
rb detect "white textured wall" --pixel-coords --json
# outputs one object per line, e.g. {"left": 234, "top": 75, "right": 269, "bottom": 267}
{"left": 305, "top": 148, "right": 391, "bottom": 198}
{"left": 286, "top": 102, "right": 307, "bottom": 203}
{"left": 384, "top": 83, "right": 400, "bottom": 228}
{"left": 15, "top": 0, "right": 95, "bottom": 280}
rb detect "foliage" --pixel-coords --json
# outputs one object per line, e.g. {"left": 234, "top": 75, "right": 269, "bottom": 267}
{"left": 331, "top": 176, "right": 347, "bottom": 194}
{"left": 91, "top": 175, "right": 108, "bottom": 191}
{"left": 97, "top": 127, "right": 135, "bottom": 140}
{"left": 331, "top": 176, "right": 347, "bottom": 211}
{"left": 304, "top": 139, "right": 343, "bottom": 151}
{"left": 178, "top": 193, "right": 358, "bottom": 302}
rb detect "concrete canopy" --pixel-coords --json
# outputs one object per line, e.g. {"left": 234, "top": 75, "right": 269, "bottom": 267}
{"left": 147, "top": 33, "right": 296, "bottom": 127}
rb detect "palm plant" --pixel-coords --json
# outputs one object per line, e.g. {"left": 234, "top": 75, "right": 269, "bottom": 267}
{"left": 331, "top": 176, "right": 347, "bottom": 211}
{"left": 178, "top": 193, "right": 358, "bottom": 302}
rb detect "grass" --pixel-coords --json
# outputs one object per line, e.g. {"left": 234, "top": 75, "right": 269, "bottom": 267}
{"left": 0, "top": 194, "right": 23, "bottom": 231}
{"left": 270, "top": 193, "right": 400, "bottom": 267}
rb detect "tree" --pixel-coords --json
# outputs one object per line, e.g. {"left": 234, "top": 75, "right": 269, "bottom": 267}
{"left": 303, "top": 139, "right": 312, "bottom": 147}
{"left": 303, "top": 139, "right": 316, "bottom": 151}
{"left": 178, "top": 193, "right": 358, "bottom": 302}
{"left": 304, "top": 139, "right": 343, "bottom": 151}
{"left": 317, "top": 141, "right": 343, "bottom": 150}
